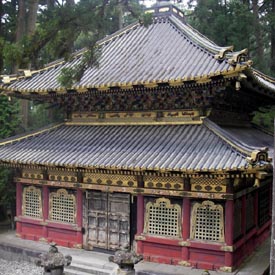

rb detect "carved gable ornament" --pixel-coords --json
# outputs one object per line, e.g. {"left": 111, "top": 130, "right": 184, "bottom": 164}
{"left": 247, "top": 149, "right": 271, "bottom": 167}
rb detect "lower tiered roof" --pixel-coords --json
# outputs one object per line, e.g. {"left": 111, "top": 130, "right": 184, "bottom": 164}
{"left": 0, "top": 119, "right": 271, "bottom": 172}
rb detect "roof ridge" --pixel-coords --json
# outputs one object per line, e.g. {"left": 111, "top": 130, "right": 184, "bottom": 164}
{"left": 0, "top": 122, "right": 64, "bottom": 146}
{"left": 203, "top": 118, "right": 266, "bottom": 157}
{"left": 169, "top": 15, "right": 231, "bottom": 56}
{"left": 251, "top": 68, "right": 275, "bottom": 83}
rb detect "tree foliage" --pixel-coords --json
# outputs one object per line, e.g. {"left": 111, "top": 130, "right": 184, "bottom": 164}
{"left": 0, "top": 96, "right": 20, "bottom": 217}
{"left": 187, "top": 0, "right": 275, "bottom": 75}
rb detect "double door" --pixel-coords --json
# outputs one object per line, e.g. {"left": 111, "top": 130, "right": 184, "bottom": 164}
{"left": 85, "top": 191, "right": 131, "bottom": 250}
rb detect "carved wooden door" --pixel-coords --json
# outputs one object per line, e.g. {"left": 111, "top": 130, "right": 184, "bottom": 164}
{"left": 85, "top": 191, "right": 130, "bottom": 250}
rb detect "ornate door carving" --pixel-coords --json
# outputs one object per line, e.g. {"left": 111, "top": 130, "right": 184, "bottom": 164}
{"left": 84, "top": 191, "right": 130, "bottom": 250}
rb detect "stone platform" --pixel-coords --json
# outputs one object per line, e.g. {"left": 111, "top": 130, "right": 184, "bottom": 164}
{"left": 0, "top": 230, "right": 270, "bottom": 275}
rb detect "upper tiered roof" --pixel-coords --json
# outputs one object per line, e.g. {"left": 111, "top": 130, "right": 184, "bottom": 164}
{"left": 0, "top": 4, "right": 268, "bottom": 97}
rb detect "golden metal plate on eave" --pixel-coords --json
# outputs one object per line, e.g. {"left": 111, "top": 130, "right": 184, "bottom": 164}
{"left": 68, "top": 110, "right": 203, "bottom": 125}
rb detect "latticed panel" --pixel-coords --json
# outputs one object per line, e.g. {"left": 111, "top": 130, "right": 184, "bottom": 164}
{"left": 191, "top": 200, "right": 224, "bottom": 242}
{"left": 49, "top": 189, "right": 76, "bottom": 224}
{"left": 246, "top": 193, "right": 255, "bottom": 231}
{"left": 144, "top": 198, "right": 181, "bottom": 238}
{"left": 258, "top": 185, "right": 270, "bottom": 227}
{"left": 22, "top": 186, "right": 42, "bottom": 218}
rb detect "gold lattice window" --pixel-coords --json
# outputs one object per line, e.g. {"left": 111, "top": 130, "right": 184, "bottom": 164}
{"left": 144, "top": 198, "right": 181, "bottom": 238}
{"left": 22, "top": 186, "right": 42, "bottom": 219}
{"left": 49, "top": 189, "right": 76, "bottom": 224}
{"left": 191, "top": 200, "right": 224, "bottom": 242}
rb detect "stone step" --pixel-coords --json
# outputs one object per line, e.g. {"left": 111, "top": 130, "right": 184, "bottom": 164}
{"left": 65, "top": 261, "right": 118, "bottom": 275}
{"left": 65, "top": 270, "right": 92, "bottom": 275}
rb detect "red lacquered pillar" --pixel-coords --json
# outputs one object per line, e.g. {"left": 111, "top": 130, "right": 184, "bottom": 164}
{"left": 241, "top": 195, "right": 246, "bottom": 235}
{"left": 76, "top": 189, "right": 83, "bottom": 246}
{"left": 225, "top": 199, "right": 234, "bottom": 267}
{"left": 16, "top": 182, "right": 23, "bottom": 235}
{"left": 136, "top": 195, "right": 144, "bottom": 254}
{"left": 137, "top": 195, "right": 144, "bottom": 235}
{"left": 181, "top": 197, "right": 191, "bottom": 261}
{"left": 42, "top": 185, "right": 49, "bottom": 239}
{"left": 254, "top": 191, "right": 259, "bottom": 227}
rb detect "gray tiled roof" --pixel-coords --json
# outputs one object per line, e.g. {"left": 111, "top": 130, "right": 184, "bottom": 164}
{"left": 0, "top": 120, "right": 268, "bottom": 172}
{"left": 0, "top": 5, "right": 274, "bottom": 97}
{"left": 1, "top": 14, "right": 241, "bottom": 94}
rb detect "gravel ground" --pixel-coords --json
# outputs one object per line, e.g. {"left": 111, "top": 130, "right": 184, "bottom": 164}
{"left": 0, "top": 258, "right": 43, "bottom": 275}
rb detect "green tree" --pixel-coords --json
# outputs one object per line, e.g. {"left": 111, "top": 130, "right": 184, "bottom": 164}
{"left": 187, "top": 0, "right": 274, "bottom": 74}
{"left": 0, "top": 95, "right": 20, "bottom": 221}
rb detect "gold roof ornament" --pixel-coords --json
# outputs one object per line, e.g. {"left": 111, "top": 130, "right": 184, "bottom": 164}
{"left": 214, "top": 46, "right": 234, "bottom": 60}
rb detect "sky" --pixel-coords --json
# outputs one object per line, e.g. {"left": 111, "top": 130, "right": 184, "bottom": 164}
{"left": 142, "top": 0, "right": 189, "bottom": 9}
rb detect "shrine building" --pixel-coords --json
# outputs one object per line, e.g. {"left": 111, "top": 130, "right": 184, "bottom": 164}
{"left": 0, "top": 3, "right": 274, "bottom": 272}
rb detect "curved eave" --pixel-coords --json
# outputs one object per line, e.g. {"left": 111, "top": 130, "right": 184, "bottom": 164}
{"left": 243, "top": 68, "right": 275, "bottom": 98}
{"left": 0, "top": 158, "right": 266, "bottom": 174}
{"left": 0, "top": 65, "right": 247, "bottom": 96}
{"left": 0, "top": 123, "right": 64, "bottom": 146}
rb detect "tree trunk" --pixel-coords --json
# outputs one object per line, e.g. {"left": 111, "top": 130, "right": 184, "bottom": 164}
{"left": 242, "top": 0, "right": 250, "bottom": 6}
{"left": 15, "top": 0, "right": 26, "bottom": 43}
{"left": 26, "top": 0, "right": 39, "bottom": 36}
{"left": 271, "top": 0, "right": 275, "bottom": 74}
{"left": 47, "top": 0, "right": 55, "bottom": 9}
{"left": 252, "top": 0, "right": 264, "bottom": 69}
{"left": 118, "top": 3, "right": 123, "bottom": 29}
{"left": 16, "top": 0, "right": 39, "bottom": 131}
{"left": 66, "top": 0, "right": 75, "bottom": 6}
{"left": 0, "top": 0, "right": 3, "bottom": 72}
{"left": 270, "top": 120, "right": 275, "bottom": 275}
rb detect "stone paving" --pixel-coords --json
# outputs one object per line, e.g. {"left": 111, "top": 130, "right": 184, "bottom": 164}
{"left": 0, "top": 258, "right": 42, "bottom": 275}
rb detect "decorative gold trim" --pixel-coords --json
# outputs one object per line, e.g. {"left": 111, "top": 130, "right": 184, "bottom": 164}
{"left": 73, "top": 244, "right": 83, "bottom": 249}
{"left": 48, "top": 170, "right": 77, "bottom": 182}
{"left": 39, "top": 237, "right": 48, "bottom": 242}
{"left": 1, "top": 67, "right": 245, "bottom": 96}
{"left": 144, "top": 175, "right": 183, "bottom": 190}
{"left": 135, "top": 235, "right": 146, "bottom": 241}
{"left": 15, "top": 177, "right": 235, "bottom": 199}
{"left": 69, "top": 110, "right": 203, "bottom": 126}
{"left": 221, "top": 245, "right": 234, "bottom": 252}
{"left": 178, "top": 261, "right": 191, "bottom": 267}
{"left": 247, "top": 150, "right": 271, "bottom": 166}
{"left": 190, "top": 177, "right": 227, "bottom": 193}
{"left": 22, "top": 169, "right": 44, "bottom": 180}
{"left": 214, "top": 46, "right": 234, "bottom": 60}
{"left": 178, "top": 241, "right": 190, "bottom": 246}
{"left": 83, "top": 173, "right": 137, "bottom": 187}
{"left": 228, "top": 48, "right": 248, "bottom": 65}
{"left": 219, "top": 266, "right": 233, "bottom": 272}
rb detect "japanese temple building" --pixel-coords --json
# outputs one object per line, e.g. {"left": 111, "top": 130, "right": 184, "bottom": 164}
{"left": 0, "top": 3, "right": 274, "bottom": 272}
